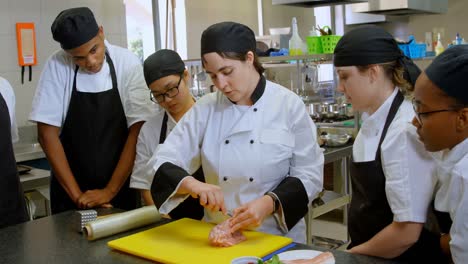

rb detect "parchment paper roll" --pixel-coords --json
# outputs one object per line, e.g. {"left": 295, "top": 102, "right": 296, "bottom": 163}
{"left": 83, "top": 206, "right": 161, "bottom": 241}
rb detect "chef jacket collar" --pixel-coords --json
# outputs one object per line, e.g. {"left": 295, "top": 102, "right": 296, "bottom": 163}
{"left": 227, "top": 75, "right": 265, "bottom": 105}
{"left": 251, "top": 75, "right": 266, "bottom": 104}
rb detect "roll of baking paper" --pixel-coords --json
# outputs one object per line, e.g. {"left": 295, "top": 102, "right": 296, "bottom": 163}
{"left": 83, "top": 206, "right": 161, "bottom": 240}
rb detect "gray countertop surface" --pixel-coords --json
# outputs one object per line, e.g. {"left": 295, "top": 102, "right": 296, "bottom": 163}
{"left": 0, "top": 209, "right": 402, "bottom": 264}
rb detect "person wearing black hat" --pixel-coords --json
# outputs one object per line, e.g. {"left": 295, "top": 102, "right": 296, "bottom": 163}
{"left": 412, "top": 45, "right": 468, "bottom": 263}
{"left": 129, "top": 49, "right": 204, "bottom": 220}
{"left": 149, "top": 22, "right": 323, "bottom": 242}
{"left": 0, "top": 77, "right": 28, "bottom": 228}
{"left": 334, "top": 25, "right": 445, "bottom": 262}
{"left": 29, "top": 7, "right": 155, "bottom": 214}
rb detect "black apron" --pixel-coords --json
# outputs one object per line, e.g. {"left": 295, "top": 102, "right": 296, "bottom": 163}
{"left": 0, "top": 93, "right": 28, "bottom": 228}
{"left": 348, "top": 91, "right": 445, "bottom": 263}
{"left": 50, "top": 52, "right": 139, "bottom": 214}
{"left": 157, "top": 112, "right": 204, "bottom": 220}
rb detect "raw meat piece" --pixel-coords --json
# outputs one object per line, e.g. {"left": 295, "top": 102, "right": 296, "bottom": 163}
{"left": 208, "top": 218, "right": 246, "bottom": 247}
{"left": 281, "top": 252, "right": 335, "bottom": 264}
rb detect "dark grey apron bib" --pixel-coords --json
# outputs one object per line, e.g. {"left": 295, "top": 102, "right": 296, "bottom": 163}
{"left": 50, "top": 52, "right": 139, "bottom": 214}
{"left": 0, "top": 92, "right": 28, "bottom": 227}
{"left": 157, "top": 112, "right": 204, "bottom": 220}
{"left": 348, "top": 91, "right": 445, "bottom": 262}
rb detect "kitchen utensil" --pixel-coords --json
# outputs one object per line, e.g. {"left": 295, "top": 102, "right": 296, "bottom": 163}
{"left": 84, "top": 206, "right": 161, "bottom": 241}
{"left": 108, "top": 218, "right": 292, "bottom": 264}
{"left": 17, "top": 164, "right": 32, "bottom": 175}
{"left": 320, "top": 133, "right": 352, "bottom": 147}
{"left": 73, "top": 210, "right": 97, "bottom": 233}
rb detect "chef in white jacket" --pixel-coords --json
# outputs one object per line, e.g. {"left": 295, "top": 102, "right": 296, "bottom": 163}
{"left": 412, "top": 45, "right": 468, "bottom": 264}
{"left": 130, "top": 49, "right": 204, "bottom": 220}
{"left": 149, "top": 22, "right": 324, "bottom": 243}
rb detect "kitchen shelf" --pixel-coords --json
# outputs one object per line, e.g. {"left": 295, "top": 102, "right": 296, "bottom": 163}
{"left": 309, "top": 191, "right": 350, "bottom": 219}
{"left": 259, "top": 54, "right": 334, "bottom": 64}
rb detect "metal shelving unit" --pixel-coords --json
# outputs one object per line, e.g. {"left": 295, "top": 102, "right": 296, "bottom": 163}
{"left": 259, "top": 54, "right": 334, "bottom": 64}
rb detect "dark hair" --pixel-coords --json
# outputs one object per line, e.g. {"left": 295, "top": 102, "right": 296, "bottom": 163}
{"left": 202, "top": 51, "right": 264, "bottom": 75}
{"left": 357, "top": 60, "right": 413, "bottom": 94}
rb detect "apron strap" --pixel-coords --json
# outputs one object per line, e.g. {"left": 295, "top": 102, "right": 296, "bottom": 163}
{"left": 375, "top": 90, "right": 404, "bottom": 160}
{"left": 159, "top": 112, "right": 169, "bottom": 144}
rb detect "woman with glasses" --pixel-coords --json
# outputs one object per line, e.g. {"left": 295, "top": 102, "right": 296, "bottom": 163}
{"left": 147, "top": 22, "right": 324, "bottom": 242}
{"left": 129, "top": 49, "right": 204, "bottom": 220}
{"left": 333, "top": 25, "right": 445, "bottom": 262}
{"left": 412, "top": 45, "right": 468, "bottom": 263}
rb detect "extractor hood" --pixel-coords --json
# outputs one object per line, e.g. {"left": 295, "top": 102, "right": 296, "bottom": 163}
{"left": 352, "top": 0, "right": 447, "bottom": 16}
{"left": 272, "top": 0, "right": 368, "bottom": 8}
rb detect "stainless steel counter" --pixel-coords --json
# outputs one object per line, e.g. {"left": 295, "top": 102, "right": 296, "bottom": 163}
{"left": 323, "top": 144, "right": 353, "bottom": 164}
{"left": 13, "top": 142, "right": 45, "bottom": 162}
{"left": 20, "top": 168, "right": 50, "bottom": 193}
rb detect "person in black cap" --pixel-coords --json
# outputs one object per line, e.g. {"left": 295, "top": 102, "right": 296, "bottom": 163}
{"left": 0, "top": 77, "right": 28, "bottom": 228}
{"left": 412, "top": 45, "right": 468, "bottom": 263}
{"left": 334, "top": 25, "right": 445, "bottom": 262}
{"left": 29, "top": 7, "right": 155, "bottom": 214}
{"left": 129, "top": 49, "right": 204, "bottom": 220}
{"left": 149, "top": 21, "right": 324, "bottom": 243}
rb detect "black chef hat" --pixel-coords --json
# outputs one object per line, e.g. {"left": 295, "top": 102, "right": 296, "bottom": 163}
{"left": 425, "top": 45, "right": 468, "bottom": 105}
{"left": 143, "top": 49, "right": 185, "bottom": 86}
{"left": 51, "top": 7, "right": 99, "bottom": 50}
{"left": 334, "top": 25, "right": 421, "bottom": 86}
{"left": 201, "top": 22, "right": 256, "bottom": 57}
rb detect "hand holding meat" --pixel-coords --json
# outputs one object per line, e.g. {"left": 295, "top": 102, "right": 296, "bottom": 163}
{"left": 229, "top": 195, "right": 275, "bottom": 233}
{"left": 208, "top": 218, "right": 246, "bottom": 247}
{"left": 179, "top": 177, "right": 226, "bottom": 213}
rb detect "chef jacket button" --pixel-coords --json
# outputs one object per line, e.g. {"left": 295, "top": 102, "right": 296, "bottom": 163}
{"left": 223, "top": 176, "right": 228, "bottom": 181}
{"left": 249, "top": 177, "right": 254, "bottom": 182}
{"left": 253, "top": 108, "right": 258, "bottom": 112}
{"left": 250, "top": 139, "right": 254, "bottom": 144}
{"left": 225, "top": 139, "right": 230, "bottom": 144}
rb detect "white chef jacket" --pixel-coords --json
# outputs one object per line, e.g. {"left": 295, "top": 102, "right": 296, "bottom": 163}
{"left": 353, "top": 88, "right": 436, "bottom": 223}
{"left": 130, "top": 109, "right": 177, "bottom": 190}
{"left": 149, "top": 80, "right": 324, "bottom": 243}
{"left": 0, "top": 77, "right": 18, "bottom": 143}
{"left": 432, "top": 138, "right": 468, "bottom": 264}
{"left": 29, "top": 40, "right": 155, "bottom": 128}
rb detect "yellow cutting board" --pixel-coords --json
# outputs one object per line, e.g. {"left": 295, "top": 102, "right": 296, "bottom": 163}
{"left": 108, "top": 218, "right": 292, "bottom": 264}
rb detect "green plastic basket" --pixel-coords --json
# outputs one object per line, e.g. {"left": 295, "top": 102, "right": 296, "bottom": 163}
{"left": 306, "top": 36, "right": 323, "bottom": 54}
{"left": 320, "top": 35, "right": 341, "bottom": 54}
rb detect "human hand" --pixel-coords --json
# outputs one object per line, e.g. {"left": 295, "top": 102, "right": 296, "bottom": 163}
{"left": 229, "top": 195, "right": 274, "bottom": 233}
{"left": 180, "top": 177, "right": 226, "bottom": 213}
{"left": 77, "top": 188, "right": 114, "bottom": 209}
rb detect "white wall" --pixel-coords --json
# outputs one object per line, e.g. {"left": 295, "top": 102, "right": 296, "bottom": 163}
{"left": 184, "top": 0, "right": 316, "bottom": 59}
{"left": 0, "top": 0, "right": 127, "bottom": 127}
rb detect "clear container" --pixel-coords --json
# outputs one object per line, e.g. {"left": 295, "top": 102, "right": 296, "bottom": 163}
{"left": 289, "top": 17, "right": 304, "bottom": 56}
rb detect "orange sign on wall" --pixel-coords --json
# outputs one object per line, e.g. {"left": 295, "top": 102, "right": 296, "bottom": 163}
{"left": 16, "top": 22, "right": 37, "bottom": 66}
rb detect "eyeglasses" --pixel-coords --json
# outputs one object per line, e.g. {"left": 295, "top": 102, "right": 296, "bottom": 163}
{"left": 411, "top": 98, "right": 460, "bottom": 125}
{"left": 150, "top": 73, "right": 183, "bottom": 104}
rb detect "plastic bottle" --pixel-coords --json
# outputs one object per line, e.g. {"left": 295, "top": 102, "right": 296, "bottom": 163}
{"left": 289, "top": 17, "right": 304, "bottom": 56}
{"left": 435, "top": 33, "right": 445, "bottom": 56}
{"left": 456, "top": 33, "right": 462, "bottom": 45}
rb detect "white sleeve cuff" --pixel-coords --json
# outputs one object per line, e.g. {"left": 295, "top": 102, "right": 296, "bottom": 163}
{"left": 268, "top": 192, "right": 288, "bottom": 234}
{"left": 158, "top": 176, "right": 193, "bottom": 215}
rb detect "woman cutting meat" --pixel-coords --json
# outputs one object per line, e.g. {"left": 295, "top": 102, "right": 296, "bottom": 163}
{"left": 149, "top": 21, "right": 324, "bottom": 243}
{"left": 333, "top": 25, "right": 445, "bottom": 262}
